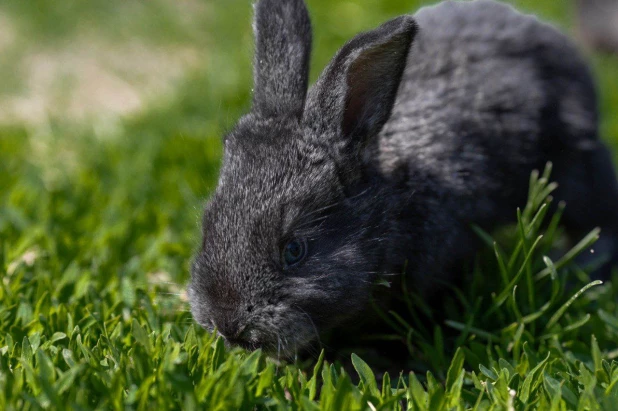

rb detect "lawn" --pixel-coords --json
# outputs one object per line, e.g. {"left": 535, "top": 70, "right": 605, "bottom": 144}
{"left": 1, "top": 0, "right": 618, "bottom": 409}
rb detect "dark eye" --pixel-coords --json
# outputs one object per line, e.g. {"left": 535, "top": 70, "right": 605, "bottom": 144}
{"left": 282, "top": 238, "right": 307, "bottom": 267}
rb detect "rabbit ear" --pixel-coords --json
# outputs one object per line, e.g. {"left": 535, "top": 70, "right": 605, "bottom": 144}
{"left": 252, "top": 0, "right": 312, "bottom": 119}
{"left": 303, "top": 16, "right": 417, "bottom": 149}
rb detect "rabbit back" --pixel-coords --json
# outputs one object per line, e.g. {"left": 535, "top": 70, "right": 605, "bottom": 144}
{"left": 376, "top": 0, "right": 599, "bottom": 226}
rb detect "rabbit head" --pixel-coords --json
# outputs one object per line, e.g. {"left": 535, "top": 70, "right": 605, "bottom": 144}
{"left": 189, "top": 0, "right": 417, "bottom": 355}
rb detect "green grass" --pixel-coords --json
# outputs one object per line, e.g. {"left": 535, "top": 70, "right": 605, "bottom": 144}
{"left": 1, "top": 0, "right": 618, "bottom": 409}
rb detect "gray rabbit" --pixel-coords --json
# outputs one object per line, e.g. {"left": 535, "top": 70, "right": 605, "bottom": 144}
{"left": 189, "top": 0, "right": 618, "bottom": 355}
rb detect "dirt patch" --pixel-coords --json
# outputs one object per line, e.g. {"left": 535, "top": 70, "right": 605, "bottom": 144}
{"left": 0, "top": 38, "right": 201, "bottom": 127}
{"left": 0, "top": 12, "right": 16, "bottom": 53}
{"left": 0, "top": 2, "right": 210, "bottom": 130}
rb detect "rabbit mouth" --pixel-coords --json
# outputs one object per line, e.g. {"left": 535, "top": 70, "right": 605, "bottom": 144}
{"left": 228, "top": 313, "right": 320, "bottom": 358}
{"left": 224, "top": 335, "right": 260, "bottom": 351}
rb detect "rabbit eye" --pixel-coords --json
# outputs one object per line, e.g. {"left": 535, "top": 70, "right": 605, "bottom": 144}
{"left": 282, "top": 238, "right": 307, "bottom": 267}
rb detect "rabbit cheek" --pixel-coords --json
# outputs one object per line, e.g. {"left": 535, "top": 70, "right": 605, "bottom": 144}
{"left": 187, "top": 285, "right": 216, "bottom": 334}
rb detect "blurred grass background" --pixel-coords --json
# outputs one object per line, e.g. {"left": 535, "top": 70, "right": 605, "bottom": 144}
{"left": 0, "top": 0, "right": 617, "bottom": 303}
{"left": 1, "top": 1, "right": 618, "bottom": 407}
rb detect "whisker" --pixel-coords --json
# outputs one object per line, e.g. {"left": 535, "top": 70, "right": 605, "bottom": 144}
{"left": 277, "top": 334, "right": 282, "bottom": 364}
{"left": 299, "top": 200, "right": 342, "bottom": 220}
{"left": 145, "top": 280, "right": 183, "bottom": 286}
{"left": 293, "top": 305, "right": 326, "bottom": 354}
{"left": 343, "top": 187, "right": 372, "bottom": 203}
{"left": 295, "top": 215, "right": 329, "bottom": 230}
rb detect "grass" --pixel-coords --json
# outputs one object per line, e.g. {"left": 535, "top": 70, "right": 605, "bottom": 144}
{"left": 1, "top": 0, "right": 618, "bottom": 409}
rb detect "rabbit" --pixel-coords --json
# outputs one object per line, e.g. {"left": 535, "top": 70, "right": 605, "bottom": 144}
{"left": 188, "top": 0, "right": 618, "bottom": 355}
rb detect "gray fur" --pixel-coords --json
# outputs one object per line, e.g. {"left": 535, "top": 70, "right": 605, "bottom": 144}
{"left": 252, "top": 0, "right": 311, "bottom": 118}
{"left": 189, "top": 0, "right": 618, "bottom": 355}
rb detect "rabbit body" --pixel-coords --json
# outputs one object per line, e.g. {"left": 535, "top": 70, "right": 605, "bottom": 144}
{"left": 367, "top": 0, "right": 618, "bottom": 289}
{"left": 189, "top": 0, "right": 618, "bottom": 355}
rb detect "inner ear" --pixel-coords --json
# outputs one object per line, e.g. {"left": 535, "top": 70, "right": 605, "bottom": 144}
{"left": 302, "top": 15, "right": 417, "bottom": 153}
{"left": 341, "top": 29, "right": 413, "bottom": 140}
{"left": 343, "top": 47, "right": 392, "bottom": 137}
